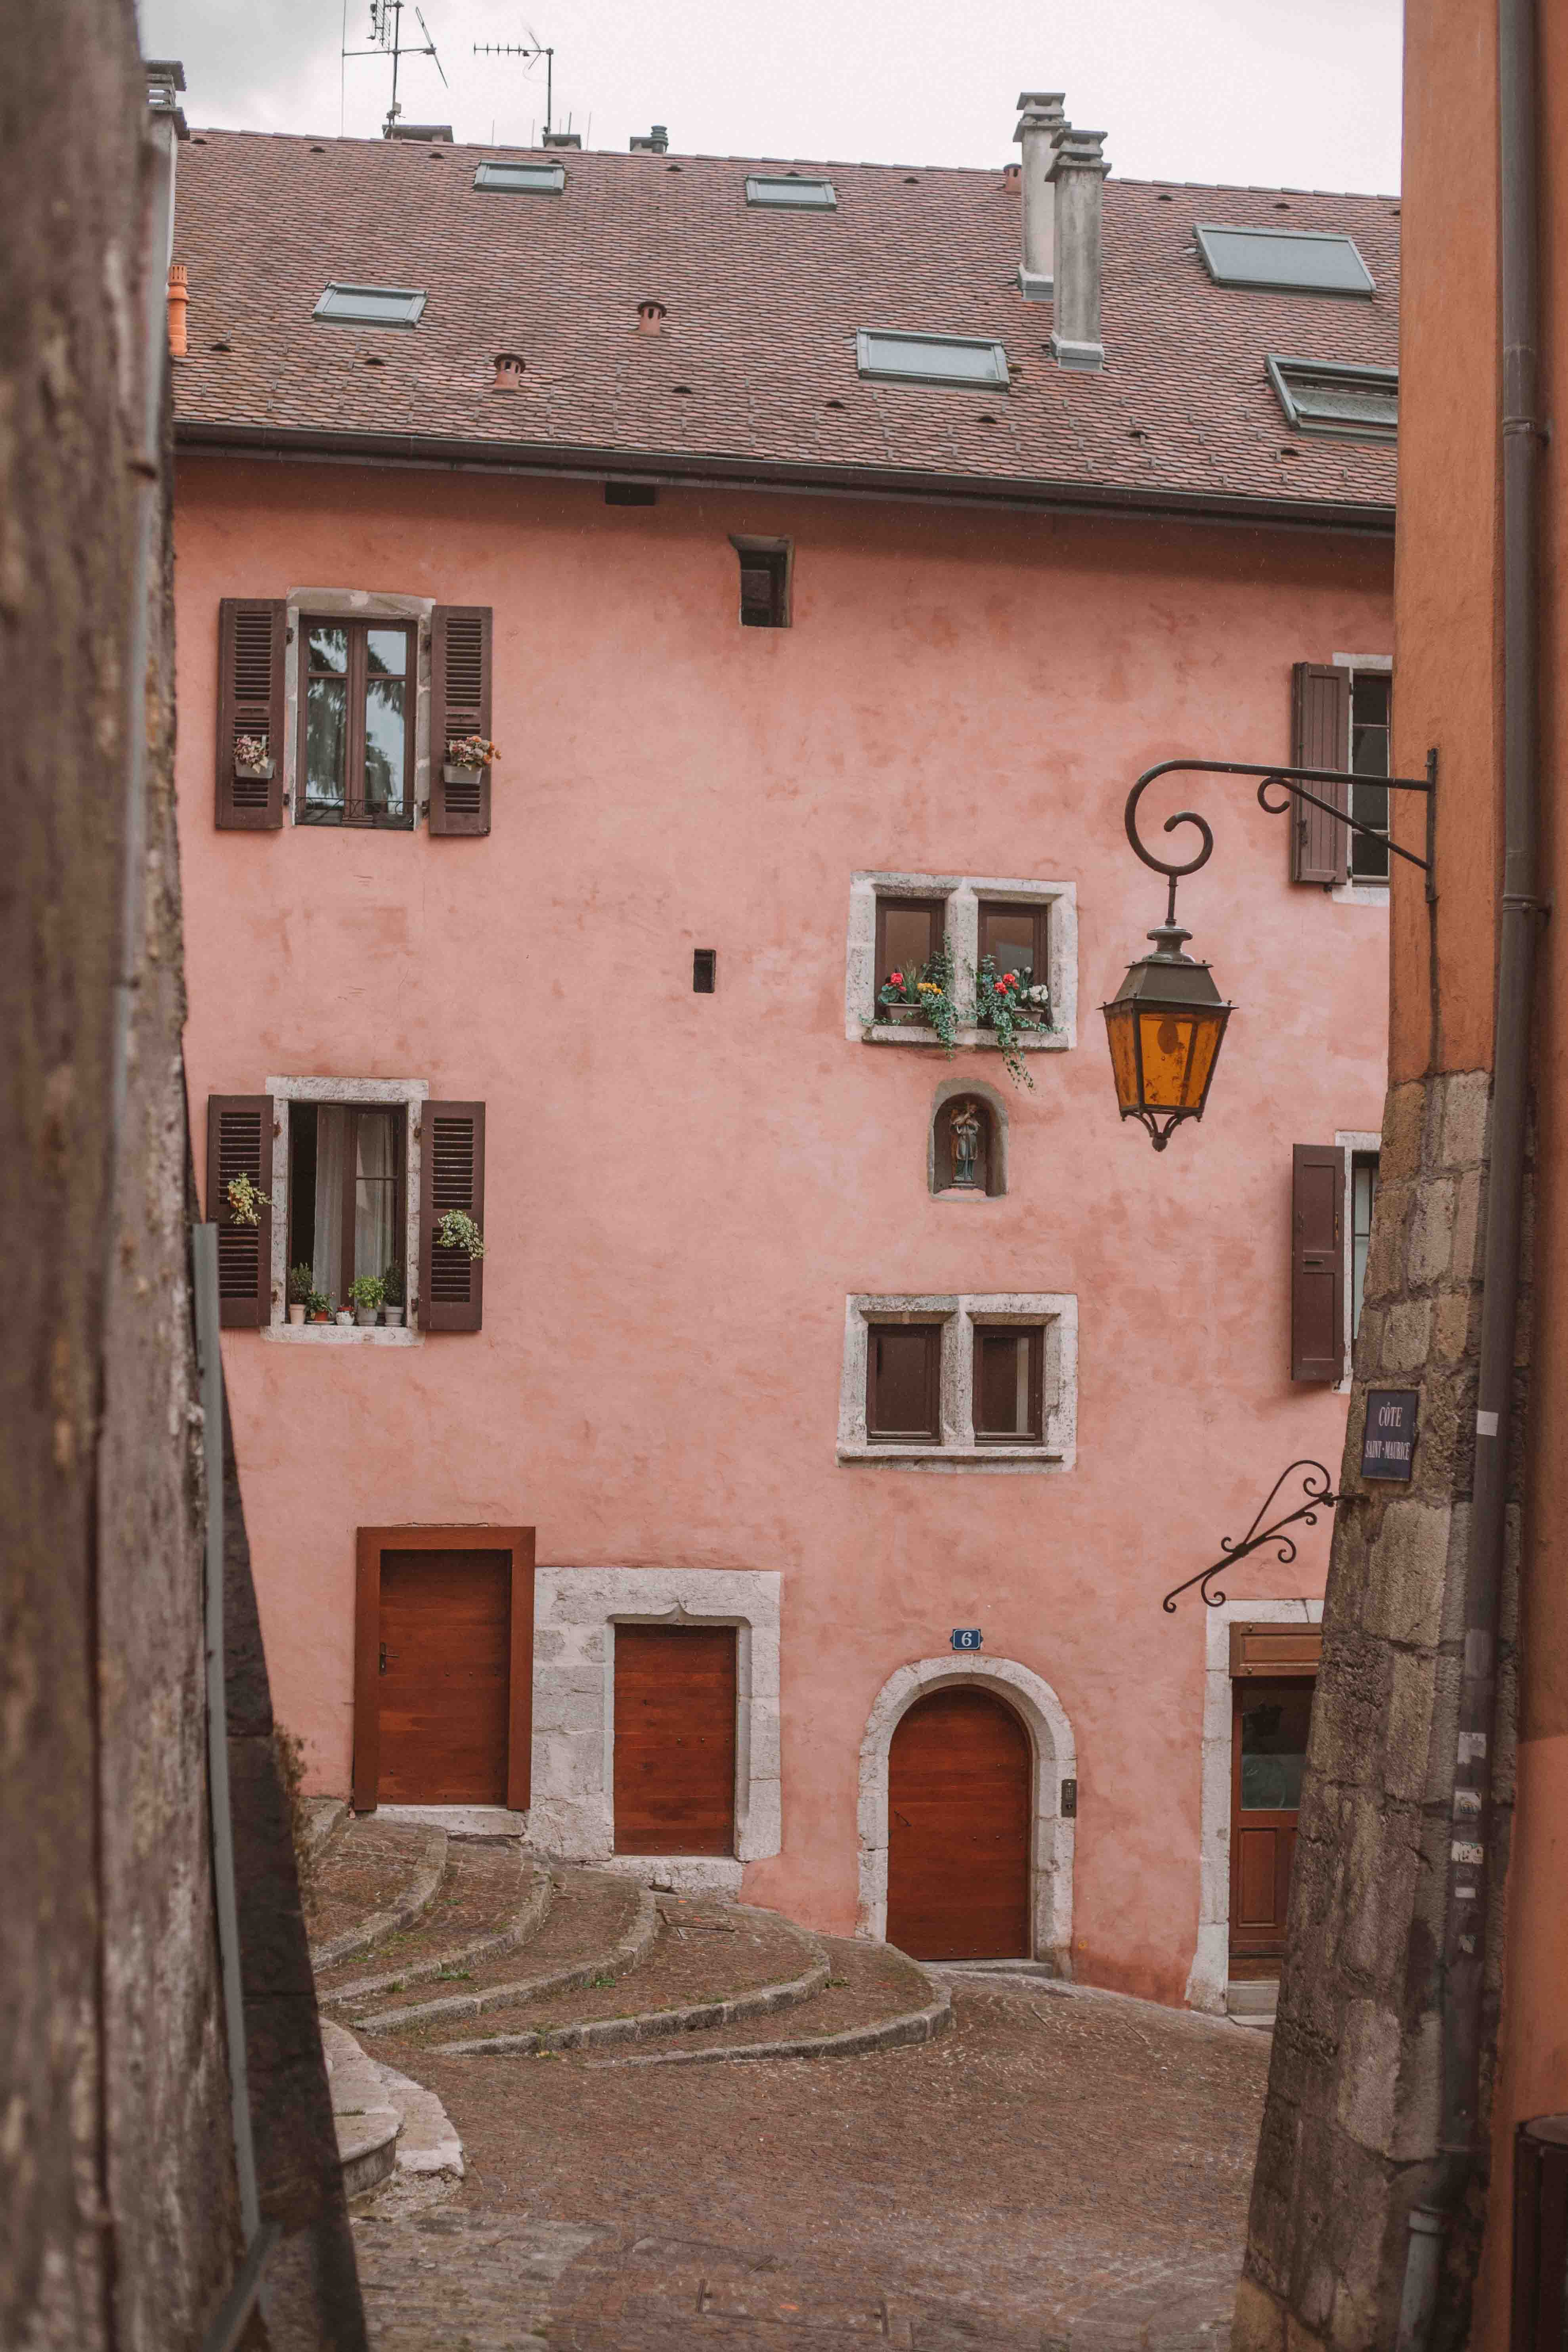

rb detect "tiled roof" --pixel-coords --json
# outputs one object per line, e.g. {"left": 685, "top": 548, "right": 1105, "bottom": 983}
{"left": 172, "top": 130, "right": 1400, "bottom": 525}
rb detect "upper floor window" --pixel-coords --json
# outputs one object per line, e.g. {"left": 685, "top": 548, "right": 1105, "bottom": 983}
{"left": 1289, "top": 662, "right": 1393, "bottom": 889}
{"left": 1349, "top": 672, "right": 1391, "bottom": 882}
{"left": 849, "top": 874, "right": 1078, "bottom": 1062}
{"left": 1351, "top": 1151, "right": 1379, "bottom": 1339}
{"left": 300, "top": 620, "right": 415, "bottom": 828}
{"left": 289, "top": 1101, "right": 405, "bottom": 1313}
{"left": 973, "top": 1326, "right": 1044, "bottom": 1444}
{"left": 867, "top": 1323, "right": 942, "bottom": 1444}
{"left": 979, "top": 900, "right": 1049, "bottom": 992}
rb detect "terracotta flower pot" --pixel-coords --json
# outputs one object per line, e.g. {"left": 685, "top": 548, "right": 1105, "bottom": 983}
{"left": 288, "top": 1302, "right": 306, "bottom": 1325}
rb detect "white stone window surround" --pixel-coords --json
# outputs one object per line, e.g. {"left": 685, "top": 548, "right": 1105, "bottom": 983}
{"left": 527, "top": 1566, "right": 782, "bottom": 1897}
{"left": 1330, "top": 651, "right": 1393, "bottom": 908}
{"left": 837, "top": 1292, "right": 1078, "bottom": 1472}
{"left": 1185, "top": 1594, "right": 1324, "bottom": 2015}
{"left": 262, "top": 1075, "right": 427, "bottom": 1346}
{"left": 857, "top": 1656, "right": 1077, "bottom": 1971}
{"left": 845, "top": 872, "right": 1078, "bottom": 1052}
{"left": 283, "top": 587, "right": 436, "bottom": 828}
{"left": 1335, "top": 1129, "right": 1383, "bottom": 1392}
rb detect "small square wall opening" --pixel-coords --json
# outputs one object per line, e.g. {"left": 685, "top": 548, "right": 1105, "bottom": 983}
{"left": 693, "top": 949, "right": 717, "bottom": 993}
{"left": 606, "top": 480, "right": 658, "bottom": 506}
{"left": 731, "top": 537, "right": 791, "bottom": 629}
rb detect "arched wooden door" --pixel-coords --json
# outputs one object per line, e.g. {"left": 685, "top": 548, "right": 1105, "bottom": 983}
{"left": 886, "top": 1685, "right": 1033, "bottom": 1960}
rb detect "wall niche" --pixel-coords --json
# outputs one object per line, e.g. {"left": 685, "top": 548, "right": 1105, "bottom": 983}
{"left": 929, "top": 1080, "right": 1008, "bottom": 1198}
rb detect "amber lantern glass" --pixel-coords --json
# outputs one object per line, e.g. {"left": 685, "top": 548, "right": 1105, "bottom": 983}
{"left": 1101, "top": 923, "right": 1232, "bottom": 1150}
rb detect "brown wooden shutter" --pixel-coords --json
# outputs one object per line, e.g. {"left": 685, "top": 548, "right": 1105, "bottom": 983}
{"left": 205, "top": 1094, "right": 275, "bottom": 1327}
{"left": 215, "top": 599, "right": 287, "bottom": 829}
{"left": 1229, "top": 1623, "right": 1322, "bottom": 1679}
{"left": 1290, "top": 663, "right": 1350, "bottom": 884}
{"left": 1291, "top": 1143, "right": 1344, "bottom": 1381}
{"left": 418, "top": 1101, "right": 486, "bottom": 1330}
{"left": 428, "top": 606, "right": 493, "bottom": 836}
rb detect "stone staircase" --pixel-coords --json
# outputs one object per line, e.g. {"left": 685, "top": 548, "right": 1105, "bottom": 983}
{"left": 305, "top": 1811, "right": 950, "bottom": 2138}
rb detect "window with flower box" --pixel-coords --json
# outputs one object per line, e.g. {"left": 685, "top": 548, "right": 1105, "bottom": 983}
{"left": 847, "top": 874, "right": 1078, "bottom": 1063}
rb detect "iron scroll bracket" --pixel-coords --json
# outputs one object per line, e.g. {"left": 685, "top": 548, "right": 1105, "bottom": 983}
{"left": 1125, "top": 748, "right": 1438, "bottom": 924}
{"left": 1162, "top": 1458, "right": 1341, "bottom": 1612}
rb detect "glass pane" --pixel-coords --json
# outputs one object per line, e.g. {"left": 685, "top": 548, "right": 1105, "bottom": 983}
{"left": 880, "top": 905, "right": 937, "bottom": 985}
{"left": 871, "top": 1327, "right": 935, "bottom": 1436}
{"left": 365, "top": 627, "right": 407, "bottom": 679}
{"left": 1239, "top": 1686, "right": 1313, "bottom": 1812}
{"left": 313, "top": 1107, "right": 348, "bottom": 1306}
{"left": 861, "top": 331, "right": 1005, "bottom": 386}
{"left": 305, "top": 676, "right": 347, "bottom": 809}
{"left": 363, "top": 674, "right": 406, "bottom": 816}
{"left": 1350, "top": 778, "right": 1390, "bottom": 878}
{"left": 307, "top": 623, "right": 349, "bottom": 674}
{"left": 981, "top": 909, "right": 1036, "bottom": 986}
{"left": 977, "top": 1333, "right": 1030, "bottom": 1435}
{"left": 1137, "top": 1007, "right": 1222, "bottom": 1111}
{"left": 1352, "top": 1156, "right": 1378, "bottom": 1339}
{"left": 354, "top": 1112, "right": 398, "bottom": 1286}
{"left": 356, "top": 1110, "right": 396, "bottom": 1182}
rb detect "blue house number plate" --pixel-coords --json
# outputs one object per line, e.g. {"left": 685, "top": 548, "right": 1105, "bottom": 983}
{"left": 950, "top": 1628, "right": 983, "bottom": 1651}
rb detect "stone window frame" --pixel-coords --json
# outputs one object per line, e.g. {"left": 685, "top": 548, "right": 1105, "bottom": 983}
{"left": 283, "top": 587, "right": 436, "bottom": 828}
{"left": 526, "top": 1566, "right": 782, "bottom": 1899}
{"left": 837, "top": 1292, "right": 1078, "bottom": 1472}
{"left": 857, "top": 1655, "right": 1077, "bottom": 1970}
{"left": 263, "top": 1075, "right": 427, "bottom": 1347}
{"left": 1185, "top": 1593, "right": 1323, "bottom": 2017}
{"left": 1336, "top": 1129, "right": 1383, "bottom": 1391}
{"left": 845, "top": 872, "right": 1078, "bottom": 1054}
{"left": 1330, "top": 651, "right": 1393, "bottom": 908}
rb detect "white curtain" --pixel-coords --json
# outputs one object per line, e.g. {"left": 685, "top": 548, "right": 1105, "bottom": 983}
{"left": 313, "top": 1106, "right": 348, "bottom": 1307}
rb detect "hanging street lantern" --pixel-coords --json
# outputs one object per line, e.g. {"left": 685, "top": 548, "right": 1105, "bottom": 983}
{"left": 1101, "top": 916, "right": 1232, "bottom": 1151}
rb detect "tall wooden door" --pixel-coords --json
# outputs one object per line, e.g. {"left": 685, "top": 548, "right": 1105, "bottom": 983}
{"left": 612, "top": 1625, "right": 737, "bottom": 1856}
{"left": 377, "top": 1549, "right": 512, "bottom": 1803}
{"left": 1229, "top": 1677, "right": 1314, "bottom": 1975}
{"left": 886, "top": 1686, "right": 1032, "bottom": 1961}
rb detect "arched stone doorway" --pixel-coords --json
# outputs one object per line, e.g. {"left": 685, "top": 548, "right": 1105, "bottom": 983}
{"left": 887, "top": 1685, "right": 1032, "bottom": 1958}
{"left": 857, "top": 1656, "right": 1077, "bottom": 1975}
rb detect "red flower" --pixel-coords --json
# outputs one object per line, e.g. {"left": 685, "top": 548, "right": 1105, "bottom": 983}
{"left": 889, "top": 970, "right": 903, "bottom": 985}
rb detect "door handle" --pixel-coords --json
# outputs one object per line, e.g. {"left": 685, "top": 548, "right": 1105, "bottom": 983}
{"left": 379, "top": 1644, "right": 390, "bottom": 1675}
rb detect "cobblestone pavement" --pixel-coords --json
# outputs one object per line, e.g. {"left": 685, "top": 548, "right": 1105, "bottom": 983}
{"left": 352, "top": 1981, "right": 1268, "bottom": 2351}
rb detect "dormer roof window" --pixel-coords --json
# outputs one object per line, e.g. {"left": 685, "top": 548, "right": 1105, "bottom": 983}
{"left": 746, "top": 174, "right": 837, "bottom": 210}
{"left": 473, "top": 159, "right": 566, "bottom": 193}
{"left": 313, "top": 283, "right": 427, "bottom": 327}
{"left": 1267, "top": 355, "right": 1398, "bottom": 442}
{"left": 1195, "top": 223, "right": 1375, "bottom": 298}
{"left": 855, "top": 329, "right": 1009, "bottom": 390}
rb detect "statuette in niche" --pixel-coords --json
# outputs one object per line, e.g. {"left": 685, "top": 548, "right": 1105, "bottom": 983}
{"left": 950, "top": 1100, "right": 983, "bottom": 1188}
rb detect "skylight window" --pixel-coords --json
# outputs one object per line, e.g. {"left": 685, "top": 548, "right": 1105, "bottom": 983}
{"left": 855, "top": 329, "right": 1009, "bottom": 391}
{"left": 746, "top": 174, "right": 836, "bottom": 210}
{"left": 1268, "top": 356, "right": 1398, "bottom": 442}
{"left": 1195, "top": 224, "right": 1375, "bottom": 298}
{"left": 314, "top": 283, "right": 427, "bottom": 327}
{"left": 473, "top": 159, "right": 566, "bottom": 193}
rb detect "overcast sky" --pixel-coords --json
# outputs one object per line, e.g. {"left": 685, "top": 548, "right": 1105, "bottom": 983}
{"left": 138, "top": 0, "right": 1402, "bottom": 194}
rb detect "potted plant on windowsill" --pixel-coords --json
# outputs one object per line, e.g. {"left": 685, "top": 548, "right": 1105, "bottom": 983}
{"left": 233, "top": 732, "right": 274, "bottom": 783}
{"left": 971, "top": 955, "right": 1052, "bottom": 1091}
{"left": 442, "top": 732, "right": 501, "bottom": 789}
{"left": 381, "top": 1262, "right": 405, "bottom": 1327}
{"left": 307, "top": 1290, "right": 333, "bottom": 1325}
{"left": 226, "top": 1170, "right": 271, "bottom": 1227}
{"left": 348, "top": 1273, "right": 386, "bottom": 1329}
{"left": 287, "top": 1262, "right": 313, "bottom": 1325}
{"left": 435, "top": 1208, "right": 486, "bottom": 1259}
{"left": 874, "top": 941, "right": 959, "bottom": 1054}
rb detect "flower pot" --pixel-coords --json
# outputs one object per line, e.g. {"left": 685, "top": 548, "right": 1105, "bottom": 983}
{"left": 442, "top": 761, "right": 483, "bottom": 786}
{"left": 335, "top": 1310, "right": 353, "bottom": 1326}
{"left": 382, "top": 1306, "right": 404, "bottom": 1327}
{"left": 354, "top": 1306, "right": 378, "bottom": 1327}
{"left": 288, "top": 1302, "right": 306, "bottom": 1325}
{"left": 880, "top": 1003, "right": 928, "bottom": 1027}
{"left": 234, "top": 758, "right": 274, "bottom": 781}
{"left": 309, "top": 1312, "right": 330, "bottom": 1325}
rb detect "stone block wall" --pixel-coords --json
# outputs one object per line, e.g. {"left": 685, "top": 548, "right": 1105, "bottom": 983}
{"left": 1234, "top": 1069, "right": 1523, "bottom": 2352}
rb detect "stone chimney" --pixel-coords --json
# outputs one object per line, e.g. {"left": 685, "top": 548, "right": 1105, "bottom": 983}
{"left": 1047, "top": 128, "right": 1109, "bottom": 372}
{"left": 167, "top": 262, "right": 188, "bottom": 358}
{"left": 1012, "top": 91, "right": 1067, "bottom": 301}
{"left": 630, "top": 124, "right": 669, "bottom": 154}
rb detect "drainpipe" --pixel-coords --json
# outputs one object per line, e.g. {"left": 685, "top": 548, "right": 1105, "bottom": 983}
{"left": 1395, "top": 0, "right": 1541, "bottom": 2339}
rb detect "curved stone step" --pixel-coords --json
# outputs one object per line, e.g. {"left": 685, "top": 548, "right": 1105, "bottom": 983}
{"left": 321, "top": 2018, "right": 464, "bottom": 2199}
{"left": 430, "top": 1901, "right": 830, "bottom": 2058}
{"left": 316, "top": 1840, "right": 552, "bottom": 2010}
{"left": 581, "top": 1935, "right": 950, "bottom": 2068}
{"left": 308, "top": 1818, "right": 447, "bottom": 1972}
{"left": 352, "top": 1866, "right": 660, "bottom": 2037}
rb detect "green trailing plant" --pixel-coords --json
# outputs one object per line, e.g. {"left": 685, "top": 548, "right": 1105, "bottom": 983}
{"left": 876, "top": 939, "right": 960, "bottom": 1056}
{"left": 226, "top": 1170, "right": 271, "bottom": 1227}
{"left": 381, "top": 1260, "right": 405, "bottom": 1308}
{"left": 970, "top": 954, "right": 1051, "bottom": 1090}
{"left": 436, "top": 1208, "right": 486, "bottom": 1259}
{"left": 307, "top": 1289, "right": 333, "bottom": 1319}
{"left": 287, "top": 1261, "right": 314, "bottom": 1305}
{"left": 348, "top": 1273, "right": 386, "bottom": 1312}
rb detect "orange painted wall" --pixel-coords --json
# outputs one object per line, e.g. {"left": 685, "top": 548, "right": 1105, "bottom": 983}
{"left": 173, "top": 454, "right": 1390, "bottom": 2003}
{"left": 1399, "top": 0, "right": 1568, "bottom": 2333}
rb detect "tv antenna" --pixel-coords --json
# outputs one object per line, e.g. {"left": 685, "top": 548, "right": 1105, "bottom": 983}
{"left": 472, "top": 27, "right": 555, "bottom": 142}
{"left": 344, "top": 0, "right": 449, "bottom": 137}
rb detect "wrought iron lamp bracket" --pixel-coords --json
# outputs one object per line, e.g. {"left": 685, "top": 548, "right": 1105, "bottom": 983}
{"left": 1162, "top": 1458, "right": 1340, "bottom": 1612}
{"left": 1125, "top": 749, "right": 1438, "bottom": 924}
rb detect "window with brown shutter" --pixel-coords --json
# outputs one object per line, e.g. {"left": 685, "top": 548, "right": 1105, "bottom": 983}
{"left": 287, "top": 1103, "right": 405, "bottom": 1313}
{"left": 428, "top": 606, "right": 493, "bottom": 836}
{"left": 206, "top": 1094, "right": 276, "bottom": 1326}
{"left": 867, "top": 1323, "right": 941, "bottom": 1442}
{"left": 1289, "top": 663, "right": 1351, "bottom": 885}
{"left": 297, "top": 619, "right": 417, "bottom": 829}
{"left": 418, "top": 1101, "right": 486, "bottom": 1330}
{"left": 216, "top": 599, "right": 287, "bottom": 829}
{"left": 1291, "top": 1143, "right": 1344, "bottom": 1381}
{"left": 972, "top": 1326, "right": 1044, "bottom": 1442}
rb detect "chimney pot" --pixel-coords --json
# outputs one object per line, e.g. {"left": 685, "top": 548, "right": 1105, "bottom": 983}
{"left": 492, "top": 351, "right": 525, "bottom": 390}
{"left": 1046, "top": 128, "right": 1110, "bottom": 372}
{"left": 635, "top": 299, "right": 667, "bottom": 335}
{"left": 630, "top": 124, "right": 670, "bottom": 154}
{"left": 167, "top": 262, "right": 188, "bottom": 358}
{"left": 1012, "top": 90, "right": 1067, "bottom": 300}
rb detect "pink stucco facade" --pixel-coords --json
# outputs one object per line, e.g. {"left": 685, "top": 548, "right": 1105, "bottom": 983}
{"left": 175, "top": 452, "right": 1389, "bottom": 2006}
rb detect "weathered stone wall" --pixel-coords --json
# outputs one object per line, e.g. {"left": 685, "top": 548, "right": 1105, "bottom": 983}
{"left": 1234, "top": 1069, "right": 1522, "bottom": 2351}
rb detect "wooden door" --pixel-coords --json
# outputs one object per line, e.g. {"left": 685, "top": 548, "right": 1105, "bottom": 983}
{"left": 613, "top": 1625, "right": 737, "bottom": 1856}
{"left": 1229, "top": 1677, "right": 1314, "bottom": 1975}
{"left": 377, "top": 1549, "right": 512, "bottom": 1803}
{"left": 886, "top": 1685, "right": 1032, "bottom": 1961}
